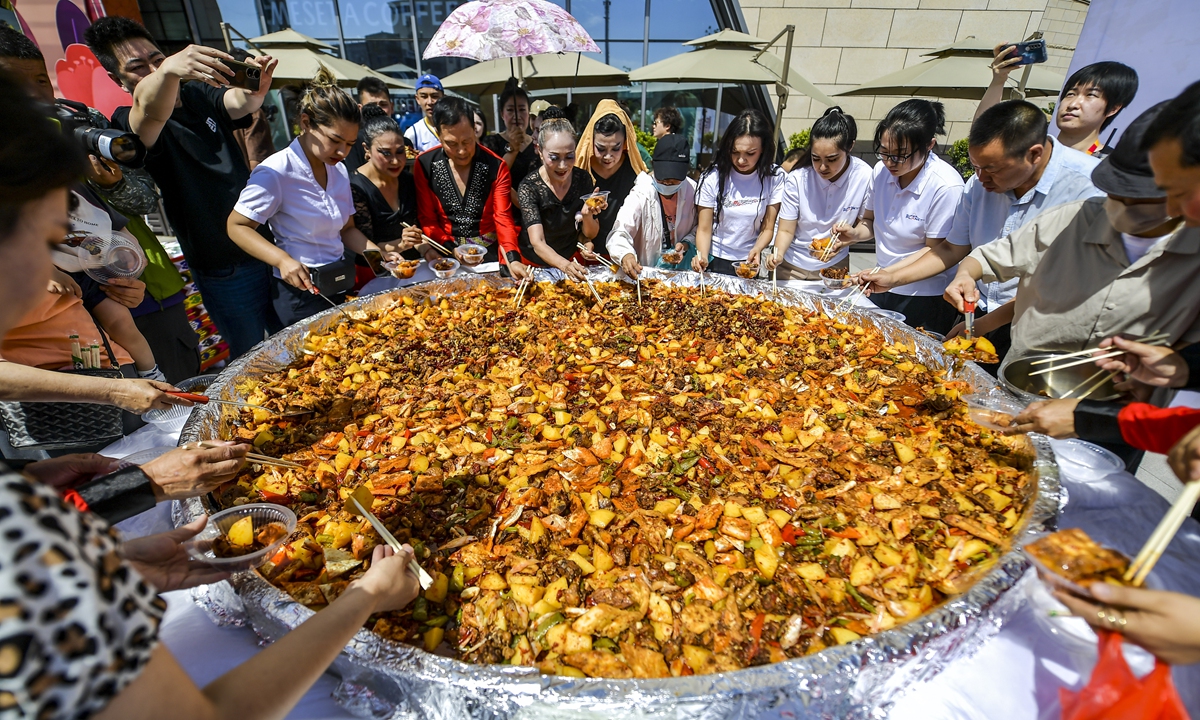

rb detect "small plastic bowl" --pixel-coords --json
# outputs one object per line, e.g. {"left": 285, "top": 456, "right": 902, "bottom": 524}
{"left": 186, "top": 503, "right": 297, "bottom": 572}
{"left": 820, "top": 268, "right": 852, "bottom": 289}
{"left": 76, "top": 234, "right": 147, "bottom": 283}
{"left": 431, "top": 258, "right": 459, "bottom": 278}
{"left": 867, "top": 308, "right": 906, "bottom": 323}
{"left": 142, "top": 374, "right": 219, "bottom": 429}
{"left": 661, "top": 251, "right": 684, "bottom": 266}
{"left": 962, "top": 392, "right": 1025, "bottom": 433}
{"left": 582, "top": 190, "right": 611, "bottom": 210}
{"left": 388, "top": 260, "right": 419, "bottom": 279}
{"left": 733, "top": 261, "right": 759, "bottom": 279}
{"left": 809, "top": 237, "right": 833, "bottom": 257}
{"left": 1049, "top": 438, "right": 1123, "bottom": 480}
{"left": 455, "top": 243, "right": 487, "bottom": 267}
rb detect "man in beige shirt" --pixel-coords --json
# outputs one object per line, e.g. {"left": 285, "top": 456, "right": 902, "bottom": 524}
{"left": 944, "top": 102, "right": 1198, "bottom": 360}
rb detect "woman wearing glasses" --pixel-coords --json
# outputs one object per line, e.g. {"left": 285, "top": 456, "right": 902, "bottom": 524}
{"left": 228, "top": 66, "right": 394, "bottom": 325}
{"left": 834, "top": 99, "right": 965, "bottom": 334}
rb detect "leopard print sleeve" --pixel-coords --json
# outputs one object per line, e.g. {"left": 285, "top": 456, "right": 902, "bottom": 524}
{"left": 0, "top": 472, "right": 165, "bottom": 719}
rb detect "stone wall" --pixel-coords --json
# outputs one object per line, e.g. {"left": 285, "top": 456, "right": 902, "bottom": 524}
{"left": 736, "top": 0, "right": 1091, "bottom": 143}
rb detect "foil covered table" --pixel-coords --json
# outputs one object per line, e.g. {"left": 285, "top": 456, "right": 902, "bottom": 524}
{"left": 177, "top": 268, "right": 1061, "bottom": 720}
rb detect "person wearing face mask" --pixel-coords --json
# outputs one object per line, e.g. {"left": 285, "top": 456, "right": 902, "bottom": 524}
{"left": 514, "top": 117, "right": 603, "bottom": 282}
{"left": 575, "top": 100, "right": 648, "bottom": 259}
{"left": 227, "top": 67, "right": 394, "bottom": 326}
{"left": 944, "top": 102, "right": 1200, "bottom": 373}
{"left": 857, "top": 100, "right": 1102, "bottom": 367}
{"left": 766, "top": 107, "right": 872, "bottom": 281}
{"left": 350, "top": 106, "right": 423, "bottom": 259}
{"left": 606, "top": 133, "right": 698, "bottom": 278}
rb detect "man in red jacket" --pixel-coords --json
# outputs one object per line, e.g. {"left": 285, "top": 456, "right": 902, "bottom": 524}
{"left": 413, "top": 97, "right": 521, "bottom": 276}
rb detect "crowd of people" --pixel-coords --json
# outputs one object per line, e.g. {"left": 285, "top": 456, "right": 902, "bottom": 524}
{"left": 1, "top": 15, "right": 1200, "bottom": 716}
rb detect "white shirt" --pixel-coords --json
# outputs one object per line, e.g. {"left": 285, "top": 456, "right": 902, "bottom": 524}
{"left": 870, "top": 152, "right": 965, "bottom": 296}
{"left": 234, "top": 138, "right": 353, "bottom": 273}
{"left": 606, "top": 173, "right": 699, "bottom": 267}
{"left": 1121, "top": 231, "right": 1172, "bottom": 264}
{"left": 946, "top": 137, "right": 1103, "bottom": 310}
{"left": 697, "top": 166, "right": 785, "bottom": 260}
{"left": 405, "top": 117, "right": 440, "bottom": 153}
{"left": 779, "top": 156, "right": 873, "bottom": 271}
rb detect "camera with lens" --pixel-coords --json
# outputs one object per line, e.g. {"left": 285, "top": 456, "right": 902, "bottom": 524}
{"left": 54, "top": 99, "right": 147, "bottom": 168}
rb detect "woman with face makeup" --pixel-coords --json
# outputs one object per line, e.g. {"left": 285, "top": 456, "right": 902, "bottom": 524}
{"left": 692, "top": 109, "right": 786, "bottom": 277}
{"left": 228, "top": 66, "right": 393, "bottom": 326}
{"left": 833, "top": 99, "right": 965, "bottom": 334}
{"left": 575, "top": 100, "right": 648, "bottom": 258}
{"left": 350, "top": 105, "right": 423, "bottom": 259}
{"left": 766, "top": 107, "right": 873, "bottom": 281}
{"left": 515, "top": 116, "right": 603, "bottom": 282}
{"left": 480, "top": 78, "right": 541, "bottom": 225}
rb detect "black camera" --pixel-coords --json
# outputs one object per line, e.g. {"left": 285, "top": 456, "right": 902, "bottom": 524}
{"left": 54, "top": 99, "right": 147, "bottom": 169}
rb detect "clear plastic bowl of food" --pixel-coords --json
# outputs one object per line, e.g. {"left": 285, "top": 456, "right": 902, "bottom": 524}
{"left": 186, "top": 503, "right": 297, "bottom": 573}
{"left": 387, "top": 259, "right": 420, "bottom": 279}
{"left": 455, "top": 243, "right": 487, "bottom": 267}
{"left": 733, "top": 261, "right": 759, "bottom": 279}
{"left": 75, "top": 234, "right": 147, "bottom": 283}
{"left": 582, "top": 190, "right": 610, "bottom": 211}
{"left": 962, "top": 391, "right": 1025, "bottom": 433}
{"left": 820, "top": 267, "right": 852, "bottom": 289}
{"left": 142, "top": 374, "right": 218, "bottom": 430}
{"left": 1049, "top": 438, "right": 1124, "bottom": 480}
{"left": 867, "top": 308, "right": 906, "bottom": 323}
{"left": 431, "top": 257, "right": 459, "bottom": 279}
{"left": 660, "top": 249, "right": 684, "bottom": 265}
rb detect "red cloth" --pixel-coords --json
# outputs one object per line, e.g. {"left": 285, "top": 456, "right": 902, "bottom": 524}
{"left": 413, "top": 144, "right": 518, "bottom": 260}
{"left": 1118, "top": 403, "right": 1200, "bottom": 454}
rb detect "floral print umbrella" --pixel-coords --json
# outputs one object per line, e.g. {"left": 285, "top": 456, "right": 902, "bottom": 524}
{"left": 423, "top": 0, "right": 599, "bottom": 61}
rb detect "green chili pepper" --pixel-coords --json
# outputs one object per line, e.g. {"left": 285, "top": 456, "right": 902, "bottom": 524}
{"left": 593, "top": 637, "right": 618, "bottom": 651}
{"left": 426, "top": 615, "right": 451, "bottom": 628}
{"left": 298, "top": 491, "right": 318, "bottom": 502}
{"left": 450, "top": 565, "right": 465, "bottom": 592}
{"left": 845, "top": 582, "right": 876, "bottom": 614}
{"left": 412, "top": 596, "right": 429, "bottom": 622}
{"left": 532, "top": 612, "right": 565, "bottom": 643}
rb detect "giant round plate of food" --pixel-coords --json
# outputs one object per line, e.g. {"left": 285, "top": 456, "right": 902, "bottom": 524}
{"left": 179, "top": 269, "right": 1057, "bottom": 718}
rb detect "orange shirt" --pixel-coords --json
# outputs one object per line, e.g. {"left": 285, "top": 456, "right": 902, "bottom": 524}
{"left": 2, "top": 292, "right": 132, "bottom": 370}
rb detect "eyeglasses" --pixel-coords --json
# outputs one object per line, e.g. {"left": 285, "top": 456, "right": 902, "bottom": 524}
{"left": 875, "top": 149, "right": 916, "bottom": 165}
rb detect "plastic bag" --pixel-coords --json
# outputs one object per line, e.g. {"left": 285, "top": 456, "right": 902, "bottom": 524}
{"left": 1060, "top": 631, "right": 1189, "bottom": 720}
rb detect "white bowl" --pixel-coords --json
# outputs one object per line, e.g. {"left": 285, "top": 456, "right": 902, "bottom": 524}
{"left": 1048, "top": 438, "right": 1123, "bottom": 481}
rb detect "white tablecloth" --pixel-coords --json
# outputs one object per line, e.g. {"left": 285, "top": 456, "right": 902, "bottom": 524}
{"left": 104, "top": 407, "right": 1200, "bottom": 719}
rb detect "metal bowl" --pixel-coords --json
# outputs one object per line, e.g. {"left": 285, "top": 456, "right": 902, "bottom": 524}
{"left": 1001, "top": 354, "right": 1121, "bottom": 403}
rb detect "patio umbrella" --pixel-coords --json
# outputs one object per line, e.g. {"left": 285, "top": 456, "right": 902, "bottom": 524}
{"left": 440, "top": 53, "right": 628, "bottom": 95}
{"left": 836, "top": 36, "right": 1064, "bottom": 100}
{"left": 628, "top": 29, "right": 835, "bottom": 135}
{"left": 423, "top": 0, "right": 598, "bottom": 62}
{"left": 246, "top": 30, "right": 411, "bottom": 90}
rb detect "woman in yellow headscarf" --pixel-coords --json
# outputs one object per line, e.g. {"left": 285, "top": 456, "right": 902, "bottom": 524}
{"left": 575, "top": 100, "right": 649, "bottom": 258}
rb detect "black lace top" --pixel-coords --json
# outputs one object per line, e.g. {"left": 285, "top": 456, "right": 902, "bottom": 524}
{"left": 517, "top": 168, "right": 594, "bottom": 264}
{"left": 350, "top": 171, "right": 419, "bottom": 259}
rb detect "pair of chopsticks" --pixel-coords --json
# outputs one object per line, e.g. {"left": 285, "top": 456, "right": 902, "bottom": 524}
{"left": 511, "top": 276, "right": 532, "bottom": 308}
{"left": 196, "top": 441, "right": 306, "bottom": 470}
{"left": 402, "top": 222, "right": 452, "bottom": 257}
{"left": 576, "top": 242, "right": 618, "bottom": 273}
{"left": 348, "top": 493, "right": 435, "bottom": 590}
{"left": 1050, "top": 333, "right": 1170, "bottom": 400}
{"left": 1029, "top": 332, "right": 1171, "bottom": 378}
{"left": 1123, "top": 481, "right": 1200, "bottom": 586}
{"left": 834, "top": 266, "right": 879, "bottom": 314}
{"left": 816, "top": 231, "right": 839, "bottom": 264}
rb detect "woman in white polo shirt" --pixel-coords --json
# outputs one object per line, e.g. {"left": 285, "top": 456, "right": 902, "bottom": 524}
{"left": 227, "top": 67, "right": 393, "bottom": 326}
{"left": 692, "top": 109, "right": 786, "bottom": 276}
{"left": 836, "top": 99, "right": 965, "bottom": 334}
{"left": 765, "top": 107, "right": 872, "bottom": 280}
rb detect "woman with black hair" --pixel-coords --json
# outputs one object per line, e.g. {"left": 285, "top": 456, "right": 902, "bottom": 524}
{"left": 836, "top": 99, "right": 965, "bottom": 334}
{"left": 576, "top": 100, "right": 648, "bottom": 257}
{"left": 481, "top": 78, "right": 540, "bottom": 188}
{"left": 515, "top": 117, "right": 603, "bottom": 282}
{"left": 228, "top": 66, "right": 394, "bottom": 326}
{"left": 766, "top": 107, "right": 873, "bottom": 280}
{"left": 693, "top": 108, "right": 785, "bottom": 276}
{"left": 350, "top": 105, "right": 423, "bottom": 258}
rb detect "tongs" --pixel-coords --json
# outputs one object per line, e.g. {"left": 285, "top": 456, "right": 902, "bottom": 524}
{"left": 168, "top": 392, "right": 311, "bottom": 417}
{"left": 347, "top": 486, "right": 434, "bottom": 589}
{"left": 963, "top": 300, "right": 976, "bottom": 339}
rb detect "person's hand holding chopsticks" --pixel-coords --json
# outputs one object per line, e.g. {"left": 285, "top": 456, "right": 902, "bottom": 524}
{"left": 349, "top": 543, "right": 422, "bottom": 612}
{"left": 141, "top": 441, "right": 250, "bottom": 501}
{"left": 619, "top": 252, "right": 642, "bottom": 280}
{"left": 559, "top": 258, "right": 589, "bottom": 282}
{"left": 1052, "top": 583, "right": 1200, "bottom": 666}
{"left": 1095, "top": 336, "right": 1190, "bottom": 391}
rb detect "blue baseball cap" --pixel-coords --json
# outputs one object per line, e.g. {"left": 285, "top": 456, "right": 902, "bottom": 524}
{"left": 415, "top": 74, "right": 443, "bottom": 92}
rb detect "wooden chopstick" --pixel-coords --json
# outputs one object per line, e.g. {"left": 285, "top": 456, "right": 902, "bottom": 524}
{"left": 576, "top": 243, "right": 618, "bottom": 273}
{"left": 1124, "top": 481, "right": 1200, "bottom": 586}
{"left": 402, "top": 222, "right": 453, "bottom": 257}
{"left": 583, "top": 276, "right": 605, "bottom": 306}
{"left": 1029, "top": 332, "right": 1170, "bottom": 365}
{"left": 350, "top": 495, "right": 434, "bottom": 590}
{"left": 1029, "top": 339, "right": 1170, "bottom": 376}
{"left": 196, "top": 441, "right": 306, "bottom": 470}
